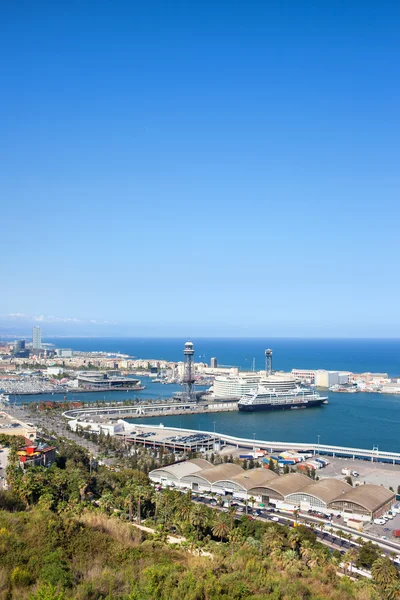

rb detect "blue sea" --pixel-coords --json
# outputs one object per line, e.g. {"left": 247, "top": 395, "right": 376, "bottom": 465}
{"left": 43, "top": 337, "right": 400, "bottom": 376}
{"left": 21, "top": 337, "right": 400, "bottom": 452}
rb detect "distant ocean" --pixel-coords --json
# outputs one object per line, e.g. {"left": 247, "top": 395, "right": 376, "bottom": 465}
{"left": 43, "top": 337, "right": 400, "bottom": 376}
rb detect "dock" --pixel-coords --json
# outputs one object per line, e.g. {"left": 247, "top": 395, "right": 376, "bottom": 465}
{"left": 62, "top": 400, "right": 238, "bottom": 420}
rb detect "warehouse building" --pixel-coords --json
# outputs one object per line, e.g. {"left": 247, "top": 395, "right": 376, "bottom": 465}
{"left": 248, "top": 473, "right": 311, "bottom": 505}
{"left": 150, "top": 461, "right": 396, "bottom": 521}
{"left": 180, "top": 463, "right": 244, "bottom": 493}
{"left": 328, "top": 484, "right": 395, "bottom": 520}
{"left": 149, "top": 458, "right": 212, "bottom": 487}
{"left": 285, "top": 479, "right": 351, "bottom": 510}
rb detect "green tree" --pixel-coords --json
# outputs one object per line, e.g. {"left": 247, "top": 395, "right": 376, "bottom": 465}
{"left": 357, "top": 541, "right": 381, "bottom": 569}
{"left": 29, "top": 584, "right": 65, "bottom": 600}
{"left": 371, "top": 557, "right": 398, "bottom": 587}
{"left": 212, "top": 514, "right": 230, "bottom": 541}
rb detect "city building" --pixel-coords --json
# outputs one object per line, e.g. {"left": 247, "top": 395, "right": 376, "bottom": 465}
{"left": 32, "top": 326, "right": 42, "bottom": 350}
{"left": 0, "top": 411, "right": 37, "bottom": 441}
{"left": 328, "top": 485, "right": 395, "bottom": 520}
{"left": 210, "top": 357, "right": 218, "bottom": 369}
{"left": 55, "top": 348, "right": 73, "bottom": 358}
{"left": 46, "top": 367, "right": 64, "bottom": 377}
{"left": 291, "top": 369, "right": 316, "bottom": 383}
{"left": 13, "top": 340, "right": 29, "bottom": 358}
{"left": 314, "top": 370, "right": 350, "bottom": 388}
{"left": 17, "top": 443, "right": 56, "bottom": 468}
{"left": 150, "top": 461, "right": 396, "bottom": 521}
{"left": 76, "top": 371, "right": 143, "bottom": 390}
{"left": 211, "top": 374, "right": 262, "bottom": 400}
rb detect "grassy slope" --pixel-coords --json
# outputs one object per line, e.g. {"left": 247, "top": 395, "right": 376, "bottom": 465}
{"left": 0, "top": 509, "right": 378, "bottom": 600}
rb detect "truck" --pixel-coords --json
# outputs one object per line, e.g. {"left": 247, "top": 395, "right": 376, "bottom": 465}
{"left": 341, "top": 468, "right": 351, "bottom": 476}
{"left": 393, "top": 529, "right": 400, "bottom": 538}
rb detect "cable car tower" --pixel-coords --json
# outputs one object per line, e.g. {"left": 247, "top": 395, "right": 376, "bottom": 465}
{"left": 183, "top": 340, "right": 196, "bottom": 401}
{"left": 265, "top": 348, "right": 273, "bottom": 375}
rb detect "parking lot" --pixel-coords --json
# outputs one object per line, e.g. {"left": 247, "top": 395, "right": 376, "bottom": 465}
{"left": 364, "top": 507, "right": 400, "bottom": 541}
{"left": 319, "top": 456, "right": 400, "bottom": 489}
{"left": 122, "top": 424, "right": 217, "bottom": 451}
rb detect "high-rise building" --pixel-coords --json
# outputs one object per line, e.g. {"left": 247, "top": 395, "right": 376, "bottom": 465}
{"left": 32, "top": 326, "right": 42, "bottom": 350}
{"left": 210, "top": 357, "right": 218, "bottom": 369}
{"left": 14, "top": 340, "right": 26, "bottom": 355}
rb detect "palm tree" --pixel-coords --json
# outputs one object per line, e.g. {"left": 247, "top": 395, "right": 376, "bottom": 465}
{"left": 100, "top": 490, "right": 115, "bottom": 515}
{"left": 300, "top": 540, "right": 313, "bottom": 565}
{"left": 228, "top": 528, "right": 244, "bottom": 558}
{"left": 385, "top": 582, "right": 400, "bottom": 600}
{"left": 288, "top": 529, "right": 302, "bottom": 553}
{"left": 262, "top": 525, "right": 285, "bottom": 552}
{"left": 174, "top": 492, "right": 192, "bottom": 524}
{"left": 343, "top": 548, "right": 358, "bottom": 575}
{"left": 371, "top": 557, "right": 398, "bottom": 587}
{"left": 212, "top": 514, "right": 230, "bottom": 541}
{"left": 307, "top": 550, "right": 321, "bottom": 569}
{"left": 189, "top": 503, "right": 209, "bottom": 536}
{"left": 282, "top": 549, "right": 298, "bottom": 568}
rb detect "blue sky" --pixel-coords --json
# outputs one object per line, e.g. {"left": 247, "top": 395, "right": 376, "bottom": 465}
{"left": 2, "top": 1, "right": 400, "bottom": 337}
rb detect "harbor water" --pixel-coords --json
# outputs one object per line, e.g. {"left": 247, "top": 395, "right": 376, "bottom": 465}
{"left": 11, "top": 377, "right": 400, "bottom": 453}
{"left": 8, "top": 337, "right": 400, "bottom": 452}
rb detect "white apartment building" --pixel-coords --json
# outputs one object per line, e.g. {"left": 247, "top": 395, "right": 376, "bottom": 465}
{"left": 32, "top": 326, "right": 42, "bottom": 350}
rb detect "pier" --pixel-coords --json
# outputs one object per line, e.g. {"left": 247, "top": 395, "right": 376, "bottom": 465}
{"left": 62, "top": 400, "right": 238, "bottom": 419}
{"left": 62, "top": 407, "right": 400, "bottom": 464}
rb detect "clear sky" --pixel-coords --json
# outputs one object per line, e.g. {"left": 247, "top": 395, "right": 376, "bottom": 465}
{"left": 2, "top": 1, "right": 400, "bottom": 337}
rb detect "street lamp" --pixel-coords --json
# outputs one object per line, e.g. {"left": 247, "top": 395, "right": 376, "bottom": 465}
{"left": 317, "top": 434, "right": 321, "bottom": 456}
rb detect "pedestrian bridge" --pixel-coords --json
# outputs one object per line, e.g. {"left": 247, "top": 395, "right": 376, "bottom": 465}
{"left": 62, "top": 406, "right": 400, "bottom": 464}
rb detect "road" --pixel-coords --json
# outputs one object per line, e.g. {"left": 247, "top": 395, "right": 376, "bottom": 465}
{"left": 191, "top": 494, "right": 400, "bottom": 562}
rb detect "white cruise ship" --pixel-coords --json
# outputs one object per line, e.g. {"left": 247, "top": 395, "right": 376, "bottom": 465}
{"left": 238, "top": 374, "right": 328, "bottom": 412}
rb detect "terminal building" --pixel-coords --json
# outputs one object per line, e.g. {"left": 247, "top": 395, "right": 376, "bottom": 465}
{"left": 149, "top": 460, "right": 395, "bottom": 521}
{"left": 211, "top": 374, "right": 262, "bottom": 400}
{"left": 76, "top": 372, "right": 143, "bottom": 390}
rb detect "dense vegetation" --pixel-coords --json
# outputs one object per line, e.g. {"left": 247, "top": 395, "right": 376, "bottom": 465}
{"left": 0, "top": 435, "right": 399, "bottom": 599}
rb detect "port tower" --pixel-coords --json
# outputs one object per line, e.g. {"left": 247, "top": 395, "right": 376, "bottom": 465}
{"left": 183, "top": 340, "right": 196, "bottom": 401}
{"left": 265, "top": 349, "right": 273, "bottom": 375}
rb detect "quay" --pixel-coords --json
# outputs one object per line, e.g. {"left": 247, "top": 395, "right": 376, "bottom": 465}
{"left": 62, "top": 408, "right": 400, "bottom": 464}
{"left": 62, "top": 400, "right": 238, "bottom": 419}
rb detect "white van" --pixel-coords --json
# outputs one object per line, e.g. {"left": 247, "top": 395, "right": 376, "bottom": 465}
{"left": 374, "top": 518, "right": 386, "bottom": 525}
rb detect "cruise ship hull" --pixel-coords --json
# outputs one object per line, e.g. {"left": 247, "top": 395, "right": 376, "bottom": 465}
{"left": 238, "top": 398, "right": 326, "bottom": 412}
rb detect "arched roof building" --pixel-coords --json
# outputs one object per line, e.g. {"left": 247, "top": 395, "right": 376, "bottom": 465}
{"left": 180, "top": 463, "right": 244, "bottom": 491}
{"left": 248, "top": 473, "right": 311, "bottom": 500}
{"left": 328, "top": 484, "right": 395, "bottom": 519}
{"left": 149, "top": 458, "right": 212, "bottom": 484}
{"left": 285, "top": 479, "right": 351, "bottom": 509}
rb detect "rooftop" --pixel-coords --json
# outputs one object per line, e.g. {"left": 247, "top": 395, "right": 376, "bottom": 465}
{"left": 230, "top": 468, "right": 279, "bottom": 490}
{"left": 328, "top": 484, "right": 395, "bottom": 511}
{"left": 149, "top": 459, "right": 212, "bottom": 481}
{"left": 189, "top": 463, "right": 243, "bottom": 484}
{"left": 288, "top": 478, "right": 351, "bottom": 503}
{"left": 263, "top": 473, "right": 311, "bottom": 497}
